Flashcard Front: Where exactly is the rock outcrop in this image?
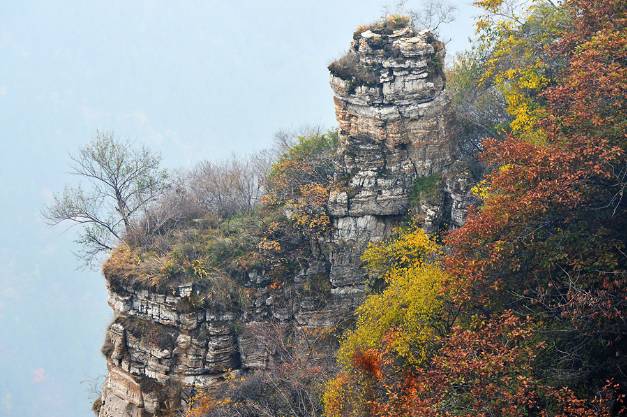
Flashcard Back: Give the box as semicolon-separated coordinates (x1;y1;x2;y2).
326;19;472;294
97;18;473;417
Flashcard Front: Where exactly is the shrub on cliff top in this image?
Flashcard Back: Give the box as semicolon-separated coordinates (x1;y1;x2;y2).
353;15;411;38
267;129;338;197
102;129;338;327
328;53;380;87
265;130;338;237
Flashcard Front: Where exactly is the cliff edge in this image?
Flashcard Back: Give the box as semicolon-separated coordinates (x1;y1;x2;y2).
96;16;473;417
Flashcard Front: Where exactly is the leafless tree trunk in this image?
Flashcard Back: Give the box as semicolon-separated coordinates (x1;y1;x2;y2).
43;131;168;265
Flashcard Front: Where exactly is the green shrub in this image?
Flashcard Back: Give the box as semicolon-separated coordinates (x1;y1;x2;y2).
409;174;442;204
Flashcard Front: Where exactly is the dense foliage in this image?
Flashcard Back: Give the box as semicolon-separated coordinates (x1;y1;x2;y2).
264;130;338;237
324;1;626;416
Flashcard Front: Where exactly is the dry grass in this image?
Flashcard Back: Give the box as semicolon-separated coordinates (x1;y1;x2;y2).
353;14;412;38
328;52;379;87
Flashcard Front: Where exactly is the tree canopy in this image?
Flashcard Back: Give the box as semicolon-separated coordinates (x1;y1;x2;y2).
324;1;626;415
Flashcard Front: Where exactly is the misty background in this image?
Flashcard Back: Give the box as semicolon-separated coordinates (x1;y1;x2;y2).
0;1;478;416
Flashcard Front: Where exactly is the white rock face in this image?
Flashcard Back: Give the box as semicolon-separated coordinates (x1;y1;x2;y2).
326;22;474;294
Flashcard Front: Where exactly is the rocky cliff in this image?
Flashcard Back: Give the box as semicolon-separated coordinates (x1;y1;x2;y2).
96;18;473;417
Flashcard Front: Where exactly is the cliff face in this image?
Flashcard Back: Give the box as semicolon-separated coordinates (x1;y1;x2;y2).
97;19;473;417
327;21;472;294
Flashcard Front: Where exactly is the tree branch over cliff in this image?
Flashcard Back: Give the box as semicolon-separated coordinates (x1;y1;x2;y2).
43;131;168;266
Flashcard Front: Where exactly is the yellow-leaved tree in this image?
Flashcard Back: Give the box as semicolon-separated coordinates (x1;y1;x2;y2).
324;227;450;417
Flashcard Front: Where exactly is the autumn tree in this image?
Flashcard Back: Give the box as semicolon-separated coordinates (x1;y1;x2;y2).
324;228;452;416
325;1;625;415
351;312;616;417
446;0;626;396
264;129;338;237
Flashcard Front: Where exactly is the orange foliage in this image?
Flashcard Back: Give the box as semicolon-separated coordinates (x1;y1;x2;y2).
440;0;626;411
325;1;625;416
186;391;232;417
352;349;384;381
288;183;332;234
368;312;617;417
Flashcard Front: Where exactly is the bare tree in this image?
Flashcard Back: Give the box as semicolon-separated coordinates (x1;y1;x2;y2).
43;131;168;264
134;171;201;242
383;0;457;35
187;155;267;219
411;0;456;33
446;50;510;159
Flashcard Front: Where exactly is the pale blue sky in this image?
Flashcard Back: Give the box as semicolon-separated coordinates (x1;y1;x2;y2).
0;1;479;416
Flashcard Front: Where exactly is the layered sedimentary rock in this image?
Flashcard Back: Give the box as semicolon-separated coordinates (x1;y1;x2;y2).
97;281;234;417
97;19;473;417
97;271;354;416
326;22;472;293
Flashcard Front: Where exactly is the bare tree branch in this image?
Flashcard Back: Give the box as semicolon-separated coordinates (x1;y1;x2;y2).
43;131;168;266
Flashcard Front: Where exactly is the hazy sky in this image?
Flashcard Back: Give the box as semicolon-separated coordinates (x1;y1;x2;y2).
0;1;479;416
